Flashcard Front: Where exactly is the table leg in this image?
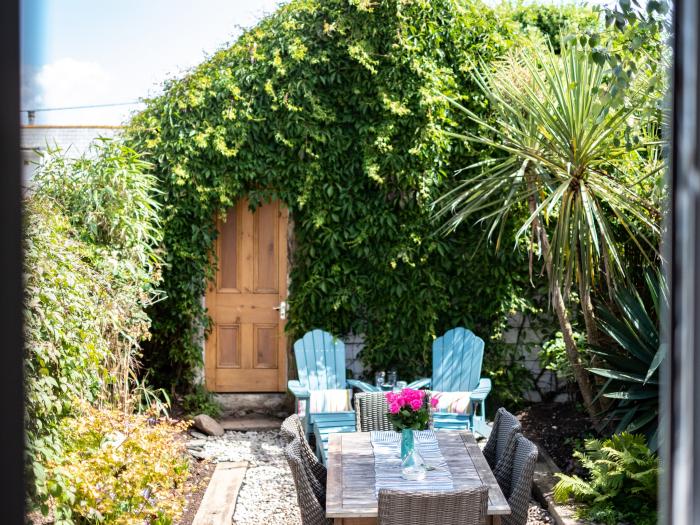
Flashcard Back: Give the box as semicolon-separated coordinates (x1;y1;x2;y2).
487;516;502;525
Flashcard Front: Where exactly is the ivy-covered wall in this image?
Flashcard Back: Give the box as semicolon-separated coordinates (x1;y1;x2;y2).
127;0;590;396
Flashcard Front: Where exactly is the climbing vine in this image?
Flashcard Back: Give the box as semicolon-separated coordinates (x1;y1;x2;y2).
127;0;590;391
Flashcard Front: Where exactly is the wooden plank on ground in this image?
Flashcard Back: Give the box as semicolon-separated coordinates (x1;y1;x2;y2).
192;461;248;525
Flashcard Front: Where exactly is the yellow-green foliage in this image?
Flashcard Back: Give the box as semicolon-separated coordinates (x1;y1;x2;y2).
47;405;189;525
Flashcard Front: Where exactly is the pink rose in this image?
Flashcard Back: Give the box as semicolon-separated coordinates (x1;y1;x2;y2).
389;402;401;414
430;397;439;408
410;399;422;410
385;392;396;404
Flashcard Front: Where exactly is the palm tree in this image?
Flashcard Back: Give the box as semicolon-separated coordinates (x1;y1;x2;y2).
434;41;662;416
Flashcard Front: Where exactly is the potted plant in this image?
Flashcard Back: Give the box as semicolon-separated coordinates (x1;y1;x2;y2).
386;388;438;459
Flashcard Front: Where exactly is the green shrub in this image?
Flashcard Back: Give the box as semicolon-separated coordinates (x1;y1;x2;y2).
182;384;222;418
540;330;587;385
24;198;109;517
588;269;664;449
31;140;163;410
24;140;166;522
553;432;658;525
505;2;598;52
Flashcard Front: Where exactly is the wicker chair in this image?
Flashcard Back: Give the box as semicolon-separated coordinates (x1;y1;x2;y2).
281;415;327;489
284;439;332;525
378;487;488;525
501;434;539;525
355;392;393;432
281;413;306;443
482;407;521;469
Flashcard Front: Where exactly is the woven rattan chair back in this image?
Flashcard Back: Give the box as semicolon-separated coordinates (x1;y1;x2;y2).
355;392;393;432
281;415;327;488
281;414;306;443
501;434;538;525
378;487;488;525
482;407;521;468
284;439;332;525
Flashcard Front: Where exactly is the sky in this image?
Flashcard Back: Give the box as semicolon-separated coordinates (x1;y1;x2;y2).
21;0;285;125
20;0;608;126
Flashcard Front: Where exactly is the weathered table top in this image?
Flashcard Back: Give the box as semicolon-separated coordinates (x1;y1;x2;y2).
326;430;511;519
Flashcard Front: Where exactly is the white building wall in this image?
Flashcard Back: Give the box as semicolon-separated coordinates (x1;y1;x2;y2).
20;125;122;185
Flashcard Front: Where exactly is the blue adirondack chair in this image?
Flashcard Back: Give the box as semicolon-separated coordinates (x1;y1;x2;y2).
408;327;492;437
287;329;376;463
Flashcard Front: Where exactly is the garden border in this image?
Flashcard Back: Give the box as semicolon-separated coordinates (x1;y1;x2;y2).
531;443;582;525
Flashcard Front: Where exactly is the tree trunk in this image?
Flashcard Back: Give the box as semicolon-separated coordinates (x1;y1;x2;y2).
577;259;599;348
524;162;599;419
577;273;612;411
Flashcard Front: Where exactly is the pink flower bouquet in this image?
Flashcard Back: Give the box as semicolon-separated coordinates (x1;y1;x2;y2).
385;388;438;431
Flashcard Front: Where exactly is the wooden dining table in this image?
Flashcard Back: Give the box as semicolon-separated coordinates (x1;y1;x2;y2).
326;430;511;524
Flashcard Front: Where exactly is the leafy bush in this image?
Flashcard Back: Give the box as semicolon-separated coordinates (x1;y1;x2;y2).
506;2;598;52
483;339;534;411
127;0;587;390
553;432;658;525
24;198;109;515
46;404;189;525
540;331;587;385
24;140;169;522
182;384;222;418
31;141;163;410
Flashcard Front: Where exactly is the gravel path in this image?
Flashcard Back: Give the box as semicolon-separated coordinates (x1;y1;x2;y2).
187;429;553;524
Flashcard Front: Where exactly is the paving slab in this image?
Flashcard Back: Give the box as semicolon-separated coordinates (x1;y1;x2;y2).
192;461;248;525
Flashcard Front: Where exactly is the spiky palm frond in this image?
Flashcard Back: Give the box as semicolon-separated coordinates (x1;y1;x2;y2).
434;41;661;295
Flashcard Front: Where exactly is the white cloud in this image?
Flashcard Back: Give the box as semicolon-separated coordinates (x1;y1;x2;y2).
36;58;110;107
27;58;141;125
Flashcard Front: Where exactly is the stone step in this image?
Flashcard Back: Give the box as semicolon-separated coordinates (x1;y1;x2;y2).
214;393;291;418
220;414;283;432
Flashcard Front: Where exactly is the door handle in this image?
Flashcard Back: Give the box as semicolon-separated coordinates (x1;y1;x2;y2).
273;300;287;320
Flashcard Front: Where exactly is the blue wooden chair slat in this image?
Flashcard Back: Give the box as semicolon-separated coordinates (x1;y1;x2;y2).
410;327;490;436
290;329;365;464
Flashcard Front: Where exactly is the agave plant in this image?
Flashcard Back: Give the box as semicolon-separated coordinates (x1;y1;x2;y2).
588;270;665;450
433;40;662;416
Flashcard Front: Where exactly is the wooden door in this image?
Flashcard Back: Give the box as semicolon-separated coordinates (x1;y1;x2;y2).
205;199;288;392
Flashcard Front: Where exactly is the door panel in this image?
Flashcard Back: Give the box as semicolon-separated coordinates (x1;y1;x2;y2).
205;199;288;392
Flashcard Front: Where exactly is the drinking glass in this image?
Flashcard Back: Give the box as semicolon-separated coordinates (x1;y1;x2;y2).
387;369;397;388
375;371;386;388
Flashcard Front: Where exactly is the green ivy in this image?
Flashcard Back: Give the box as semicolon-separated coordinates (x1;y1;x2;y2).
127;0;589;391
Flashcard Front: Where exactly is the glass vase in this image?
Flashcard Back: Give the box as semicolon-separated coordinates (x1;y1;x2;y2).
400;428;414;460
